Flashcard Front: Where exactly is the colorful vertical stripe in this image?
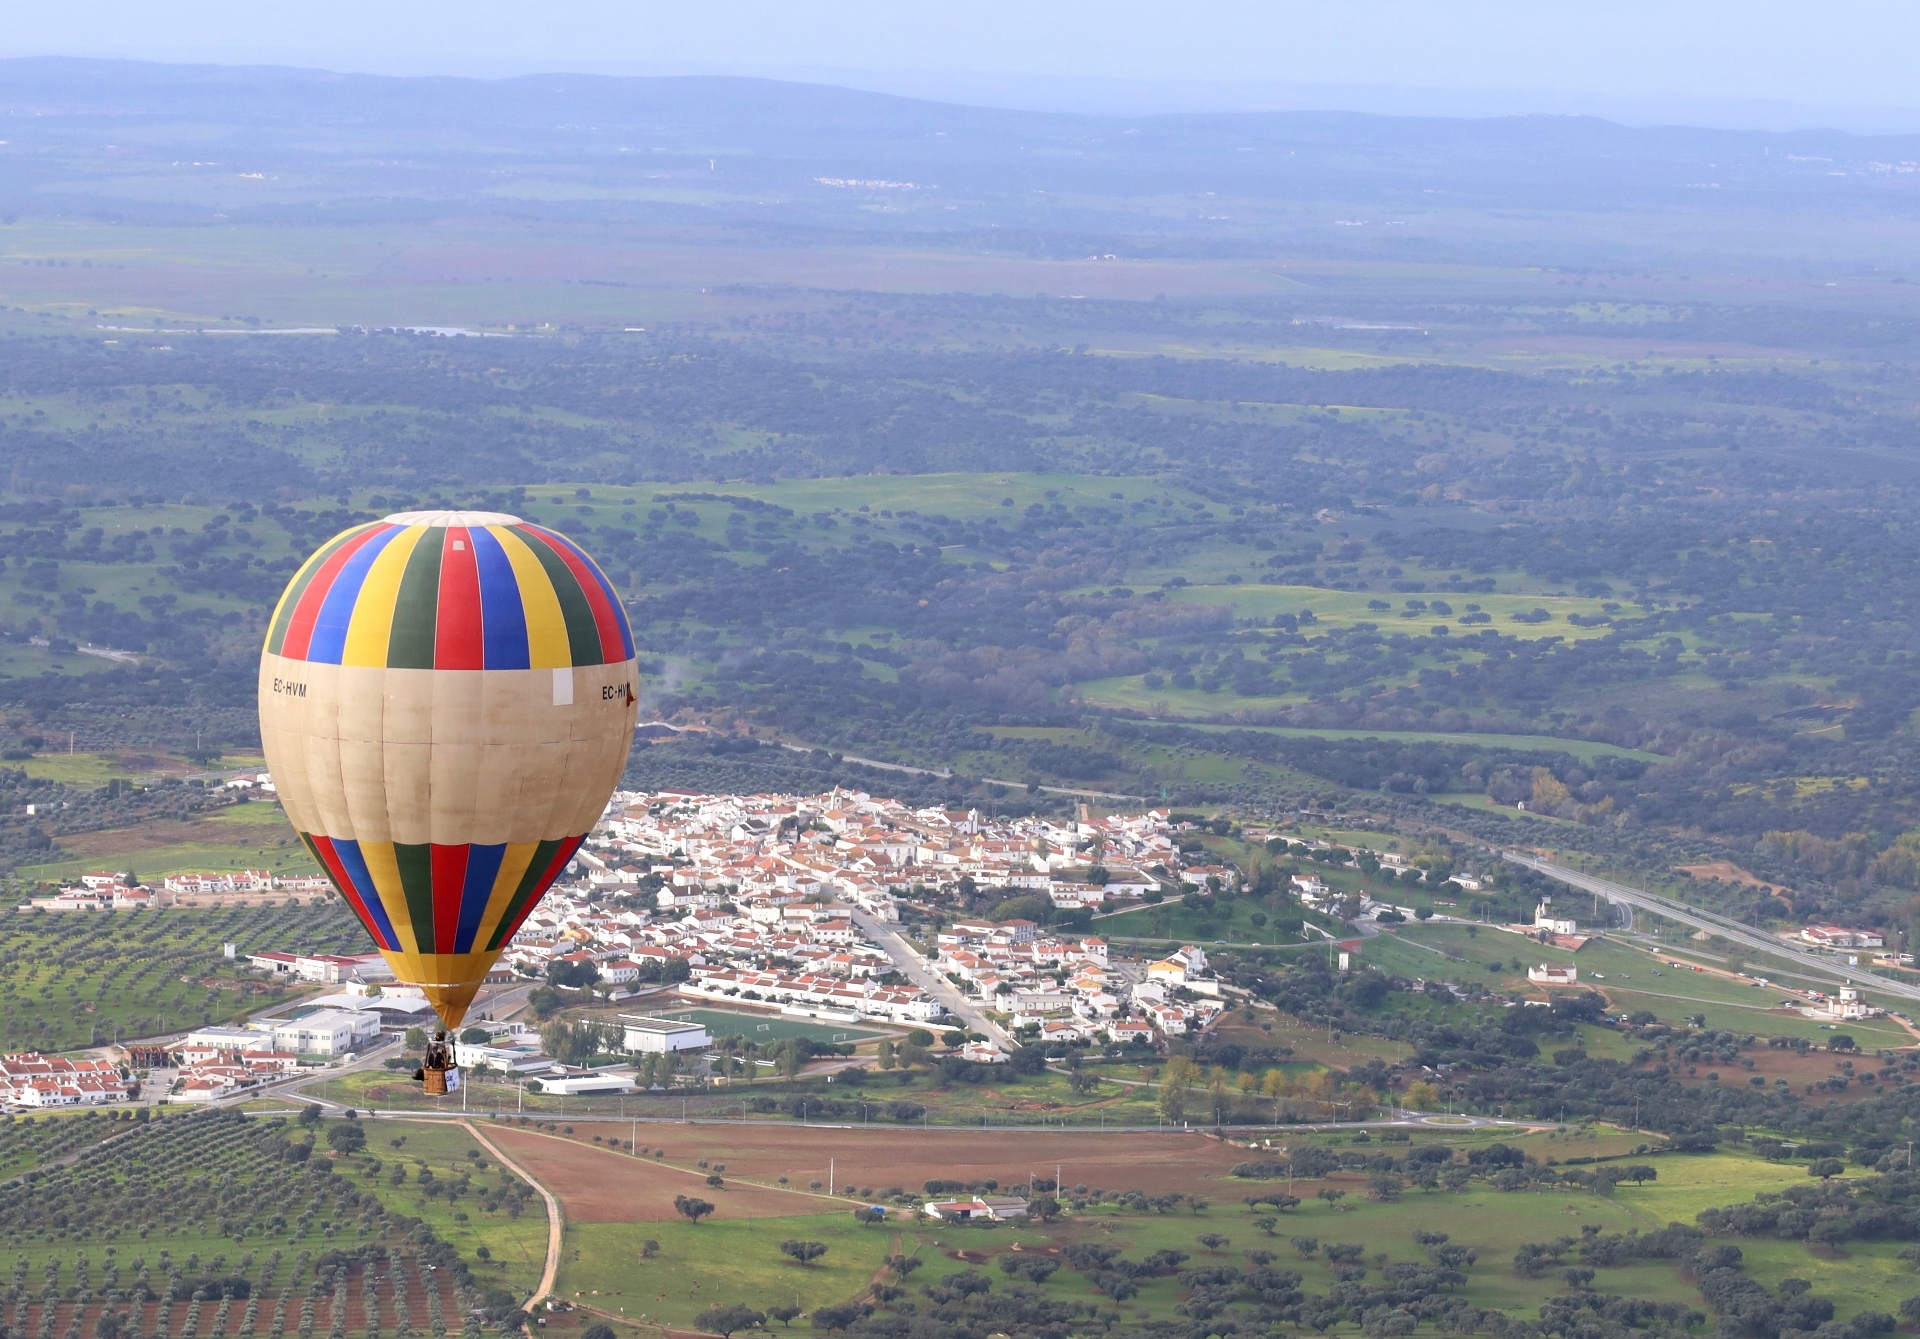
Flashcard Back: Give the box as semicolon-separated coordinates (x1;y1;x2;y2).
264;514;632;669
300;832;586;957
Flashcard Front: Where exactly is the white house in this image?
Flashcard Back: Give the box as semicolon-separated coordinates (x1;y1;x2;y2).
620;1015;711;1054
1527;964;1579;986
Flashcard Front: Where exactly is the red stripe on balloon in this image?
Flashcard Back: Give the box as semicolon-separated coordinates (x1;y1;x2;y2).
523;526;626;663
429;843;469;955
281;526;388;662
434;526;485;670
309;834;395;951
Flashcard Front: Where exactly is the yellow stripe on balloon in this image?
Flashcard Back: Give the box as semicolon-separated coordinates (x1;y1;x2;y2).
341;524;427;668
471;841;541;951
489;526;572;670
356;842;423;955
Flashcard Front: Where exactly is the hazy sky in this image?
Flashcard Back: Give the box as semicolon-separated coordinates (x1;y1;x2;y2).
13;0;1920;125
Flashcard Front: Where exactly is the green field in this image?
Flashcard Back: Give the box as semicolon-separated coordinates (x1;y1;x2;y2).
540;1144;1920;1334
15;800;322;884
559;1213;899;1329
368;1118;557;1299
1368;925;1915;1047
645;1008;889;1045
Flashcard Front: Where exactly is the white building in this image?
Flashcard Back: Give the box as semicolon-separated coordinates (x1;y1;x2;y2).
269;1009;382;1055
620;1015;711;1054
1527;964;1578;986
1533;900;1577;936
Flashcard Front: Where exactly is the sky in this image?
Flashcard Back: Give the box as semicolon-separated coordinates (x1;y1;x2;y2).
10;0;1920;131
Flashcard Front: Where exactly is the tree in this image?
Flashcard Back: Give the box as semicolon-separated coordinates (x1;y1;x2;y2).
673;1195;715;1223
461;1027;492;1045
582;1326;616;1339
1290;1237;1319;1259
1404;1081;1440;1110
1809;1158;1846;1180
884;1255;922;1281
1028;1196;1061;1222
767;1307;801;1328
694;1305;764;1337
779;1240;828;1267
325;1123;366;1155
1197;1233;1230;1253
1254;1217;1278;1236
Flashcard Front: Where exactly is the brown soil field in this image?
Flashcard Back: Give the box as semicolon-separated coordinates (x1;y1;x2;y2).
487;1122;1250;1218
486;1124;823;1221
1674;861;1791;895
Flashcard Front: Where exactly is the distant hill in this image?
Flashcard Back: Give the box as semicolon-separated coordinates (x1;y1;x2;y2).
2;57;1917;245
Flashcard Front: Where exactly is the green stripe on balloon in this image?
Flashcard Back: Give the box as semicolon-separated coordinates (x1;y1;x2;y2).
393;842;437;956
386;528;445;670
516;529;602;666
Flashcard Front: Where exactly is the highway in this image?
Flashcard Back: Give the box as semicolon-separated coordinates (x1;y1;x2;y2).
1502;851;1920;1006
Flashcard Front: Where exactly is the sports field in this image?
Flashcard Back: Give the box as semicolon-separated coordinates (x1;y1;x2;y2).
647;1007;889;1045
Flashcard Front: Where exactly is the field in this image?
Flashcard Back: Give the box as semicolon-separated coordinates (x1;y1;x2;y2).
1;1106;1906;1339
479;1119;1254;1200
471;1112;1920;1334
362;1119;559;1299
17;799;322;885
641;1008;889;1046
0;1109;474;1339
1363;924;1917;1049
0;901;360;1050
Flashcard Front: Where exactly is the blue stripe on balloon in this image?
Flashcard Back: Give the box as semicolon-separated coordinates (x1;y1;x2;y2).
330;837;402;950
469;526;530;670
454;843;507;953
304;525;400;664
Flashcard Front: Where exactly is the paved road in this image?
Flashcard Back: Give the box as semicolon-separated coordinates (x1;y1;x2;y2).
843;908;1014;1048
1504;852;1920;1005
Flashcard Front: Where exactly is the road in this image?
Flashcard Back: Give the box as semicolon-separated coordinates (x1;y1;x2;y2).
774;741;1147;803
1503;852;1920;1005
464;1119;561;1310
843;907;1014;1049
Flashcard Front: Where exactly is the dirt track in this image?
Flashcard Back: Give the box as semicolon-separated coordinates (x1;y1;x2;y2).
487;1122;1248;1219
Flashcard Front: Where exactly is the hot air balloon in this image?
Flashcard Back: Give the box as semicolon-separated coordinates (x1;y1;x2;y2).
258;510;638;1087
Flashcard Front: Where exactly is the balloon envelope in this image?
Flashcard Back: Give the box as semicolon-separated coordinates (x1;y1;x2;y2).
258;510;638;1028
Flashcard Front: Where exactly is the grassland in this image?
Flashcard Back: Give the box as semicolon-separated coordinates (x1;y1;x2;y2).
558;1214;898;1328
642;1008;888;1045
532;1134;1918;1333
361;1118;557;1299
16;798;322;885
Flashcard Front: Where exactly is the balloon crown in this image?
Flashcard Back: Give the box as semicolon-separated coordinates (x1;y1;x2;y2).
382;510;524;527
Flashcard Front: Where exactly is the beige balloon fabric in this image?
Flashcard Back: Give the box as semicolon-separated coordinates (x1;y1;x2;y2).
257;510;639;1028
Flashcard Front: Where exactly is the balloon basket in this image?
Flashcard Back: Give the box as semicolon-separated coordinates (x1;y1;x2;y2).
422;1067;449;1097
